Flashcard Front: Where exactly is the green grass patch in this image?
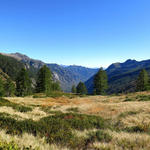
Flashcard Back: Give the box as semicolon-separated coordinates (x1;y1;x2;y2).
66;107;79;113
124;95;150;102
136;95;150;101
33;92;78;99
88;130;112;143
0;140;20;150
118;111;138;118
124;96;134;102
0;98;32;112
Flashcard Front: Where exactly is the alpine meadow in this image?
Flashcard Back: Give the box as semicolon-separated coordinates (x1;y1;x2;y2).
0;0;150;150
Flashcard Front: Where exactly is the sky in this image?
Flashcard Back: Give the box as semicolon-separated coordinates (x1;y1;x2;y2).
0;0;150;68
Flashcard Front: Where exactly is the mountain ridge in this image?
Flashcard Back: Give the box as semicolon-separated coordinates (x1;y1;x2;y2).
85;59;150;94
0;52;99;92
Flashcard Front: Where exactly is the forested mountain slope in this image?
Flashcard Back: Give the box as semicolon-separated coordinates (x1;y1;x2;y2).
85;59;150;94
0;53;98;92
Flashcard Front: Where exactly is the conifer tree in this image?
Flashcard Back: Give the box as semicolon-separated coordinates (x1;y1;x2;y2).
93;68;108;95
76;82;87;95
71;85;76;93
136;69;149;91
16;68;32;96
36;65;52;94
4;78;15;97
0;78;4;97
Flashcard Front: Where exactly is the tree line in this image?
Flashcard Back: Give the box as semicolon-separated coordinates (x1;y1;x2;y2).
0;65;148;97
71;68;150;95
0;65;61;97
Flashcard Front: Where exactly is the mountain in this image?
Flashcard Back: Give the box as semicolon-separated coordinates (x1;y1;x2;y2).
85;59;150;94
0;52;98;92
0;54;25;80
47;64;99;91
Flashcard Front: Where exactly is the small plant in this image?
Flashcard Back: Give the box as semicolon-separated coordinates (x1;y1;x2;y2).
66;107;79;112
119;111;138;118
0;139;20;150
87;130;112;143
136;95;150;101
124;96;134;102
124;125;150;133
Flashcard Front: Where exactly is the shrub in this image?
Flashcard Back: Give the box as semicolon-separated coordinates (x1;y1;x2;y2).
124;125;150;133
0;140;20;150
136;95;150;101
88;130;112;143
118;111;138;118
66;107;79;113
52;113;107;130
0;112;109;148
124;97;134;102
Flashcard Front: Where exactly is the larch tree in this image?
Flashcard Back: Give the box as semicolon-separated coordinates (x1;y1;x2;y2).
93;68;108;95
0;78;4;97
16;68;32;96
76;82;87;95
4;78;15;97
36;65;52;94
136;69;149;91
71;85;76;93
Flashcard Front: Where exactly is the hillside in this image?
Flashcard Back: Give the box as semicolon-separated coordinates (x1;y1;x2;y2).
1;52;98;92
0;54;25;80
0;69;9;81
85;59;150;94
0;91;150;149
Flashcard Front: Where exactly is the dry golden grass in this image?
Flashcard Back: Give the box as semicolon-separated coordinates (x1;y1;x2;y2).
0;130;69;150
93;130;150;150
0;106;47;120
2;91;150;150
5;92;150;121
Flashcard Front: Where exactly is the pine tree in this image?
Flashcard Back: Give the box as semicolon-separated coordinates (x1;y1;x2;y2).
36;65;52;94
136;69;149;91
93;68;108;95
16;68;32;96
76;82;87;95
0;78;4;97
4;78;15;97
71;85;76;93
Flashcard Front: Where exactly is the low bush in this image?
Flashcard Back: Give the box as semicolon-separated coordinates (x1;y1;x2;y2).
136;95;150;101
0;112;109;149
0;140;20;150
33;92;77;98
118;111;138;118
50;113;107;130
88;130;112;143
124;97;134;102
124;124;150;133
66;107;79;113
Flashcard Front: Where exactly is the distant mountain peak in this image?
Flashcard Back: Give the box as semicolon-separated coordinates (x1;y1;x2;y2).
125;59;137;64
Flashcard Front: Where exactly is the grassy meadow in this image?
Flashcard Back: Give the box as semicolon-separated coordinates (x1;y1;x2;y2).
0;91;150;149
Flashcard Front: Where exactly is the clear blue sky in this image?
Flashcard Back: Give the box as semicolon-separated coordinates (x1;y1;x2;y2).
0;0;150;68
